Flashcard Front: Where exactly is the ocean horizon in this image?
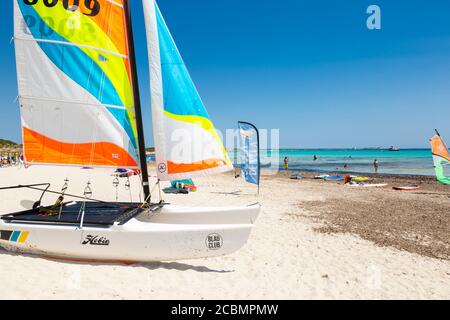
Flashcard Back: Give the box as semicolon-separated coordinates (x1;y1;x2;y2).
230;148;445;176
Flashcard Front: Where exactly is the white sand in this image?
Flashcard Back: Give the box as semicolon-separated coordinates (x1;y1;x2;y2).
0;165;449;299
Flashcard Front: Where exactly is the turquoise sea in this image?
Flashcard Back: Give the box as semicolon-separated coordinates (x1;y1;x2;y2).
231;149;439;176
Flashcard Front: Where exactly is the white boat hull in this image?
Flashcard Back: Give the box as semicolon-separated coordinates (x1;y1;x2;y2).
0;204;260;262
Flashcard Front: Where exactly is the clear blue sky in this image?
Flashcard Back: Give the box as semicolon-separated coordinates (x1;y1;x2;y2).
1;0;450;148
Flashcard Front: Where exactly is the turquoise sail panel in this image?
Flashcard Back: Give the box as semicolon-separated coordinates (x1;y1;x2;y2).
155;4;210;119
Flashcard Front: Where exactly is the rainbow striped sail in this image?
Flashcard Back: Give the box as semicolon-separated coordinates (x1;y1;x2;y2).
142;0;233;181
14;0;139;168
430;131;450;185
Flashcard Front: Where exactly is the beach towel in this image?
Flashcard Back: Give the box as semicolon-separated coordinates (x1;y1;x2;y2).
171;179;195;188
163;187;189;195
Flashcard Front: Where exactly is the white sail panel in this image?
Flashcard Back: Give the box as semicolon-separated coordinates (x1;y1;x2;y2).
142;0;232;181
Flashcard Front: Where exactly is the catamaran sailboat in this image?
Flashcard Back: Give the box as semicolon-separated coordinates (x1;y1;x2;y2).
0;0;260;262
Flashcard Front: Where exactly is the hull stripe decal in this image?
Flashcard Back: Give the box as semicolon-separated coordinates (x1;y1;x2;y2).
0;231;29;243
0;231;13;241
10;231;21;242
18;232;30;244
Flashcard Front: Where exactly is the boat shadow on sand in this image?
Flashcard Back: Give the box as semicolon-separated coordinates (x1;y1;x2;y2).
0;247;234;274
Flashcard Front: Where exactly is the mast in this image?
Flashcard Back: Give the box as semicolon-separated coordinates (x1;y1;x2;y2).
124;0;151;202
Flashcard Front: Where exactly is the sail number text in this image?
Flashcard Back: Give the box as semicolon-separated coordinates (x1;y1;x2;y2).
23;0;101;17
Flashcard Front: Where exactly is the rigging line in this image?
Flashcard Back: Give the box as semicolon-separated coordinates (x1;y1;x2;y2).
103;2;126;161
57;178;70;220
138;174;143;203
90;48;110;169
97;63;106;111
78;181;93;227
105;0;115;59
81;53;97;168
14;37;128;59
98;3;115;106
108;0;124;8
78;201;86;228
19;96;131;110
109;5;131;160
0;185;105;204
87;112;99;168
113;176;120;202
148;181;161;204
157;179;163;203
125;176;133;203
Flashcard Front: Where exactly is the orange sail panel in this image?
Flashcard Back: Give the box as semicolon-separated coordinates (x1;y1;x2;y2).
23;128;138;167
14;0;139;168
430;135;450;161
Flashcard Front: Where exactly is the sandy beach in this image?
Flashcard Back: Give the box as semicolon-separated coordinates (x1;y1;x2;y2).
0;165;448;300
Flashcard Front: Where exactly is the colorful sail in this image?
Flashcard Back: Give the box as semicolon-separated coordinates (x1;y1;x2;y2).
142;0;233;181
430;131;450;185
238;122;260;188
14;0;139;168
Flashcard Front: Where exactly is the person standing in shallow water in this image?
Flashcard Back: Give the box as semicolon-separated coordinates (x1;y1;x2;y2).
284;157;289;171
374;159;379;174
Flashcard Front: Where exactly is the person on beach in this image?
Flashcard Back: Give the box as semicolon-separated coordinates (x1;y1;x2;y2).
313;155;318;161
344;175;352;184
374;159;379;174
284;157;289;171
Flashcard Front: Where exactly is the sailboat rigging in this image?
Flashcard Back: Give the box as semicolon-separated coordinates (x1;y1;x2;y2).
123;0;150;201
0;0;260;262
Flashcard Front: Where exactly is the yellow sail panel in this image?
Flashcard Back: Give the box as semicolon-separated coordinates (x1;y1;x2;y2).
14;0;139;168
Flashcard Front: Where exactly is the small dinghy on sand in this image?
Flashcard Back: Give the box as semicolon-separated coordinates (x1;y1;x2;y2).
392;186;419;191
324;175;344;182
0;0;260;262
